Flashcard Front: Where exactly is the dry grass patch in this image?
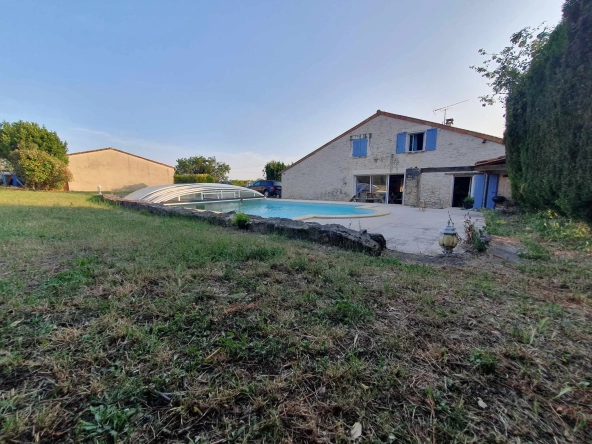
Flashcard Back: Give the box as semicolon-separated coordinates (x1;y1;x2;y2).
1;189;591;443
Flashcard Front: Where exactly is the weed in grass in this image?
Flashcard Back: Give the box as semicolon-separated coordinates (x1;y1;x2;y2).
511;317;550;345
219;332;249;357
327;295;373;325
78;404;137;441
287;255;308;271
38;266;93;299
519;239;551;260
469;349;497;374
236;244;285;262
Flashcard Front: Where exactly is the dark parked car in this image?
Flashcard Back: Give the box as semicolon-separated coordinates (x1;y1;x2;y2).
248;180;282;198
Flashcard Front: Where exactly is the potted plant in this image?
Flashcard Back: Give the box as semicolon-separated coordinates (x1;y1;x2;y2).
462;196;474;209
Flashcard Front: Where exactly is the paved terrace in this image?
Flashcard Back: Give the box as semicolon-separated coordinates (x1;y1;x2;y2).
306;205;485;255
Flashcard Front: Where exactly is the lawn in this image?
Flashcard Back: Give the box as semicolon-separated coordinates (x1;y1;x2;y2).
1;189;591;443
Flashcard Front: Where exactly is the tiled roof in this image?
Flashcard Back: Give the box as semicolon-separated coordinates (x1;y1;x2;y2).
475;155;507;167
282;110;504;173
68;147;175;169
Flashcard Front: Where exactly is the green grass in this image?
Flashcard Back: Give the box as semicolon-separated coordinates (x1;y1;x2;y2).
1;189;591;443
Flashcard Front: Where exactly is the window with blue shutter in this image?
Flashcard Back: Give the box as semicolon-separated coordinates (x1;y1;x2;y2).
425;128;437;151
396;132;407;154
352;138;368;157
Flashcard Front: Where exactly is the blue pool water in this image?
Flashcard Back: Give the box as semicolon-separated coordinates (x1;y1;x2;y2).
193;199;375;219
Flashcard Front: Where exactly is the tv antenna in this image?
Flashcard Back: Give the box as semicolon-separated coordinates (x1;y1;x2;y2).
433;99;469;125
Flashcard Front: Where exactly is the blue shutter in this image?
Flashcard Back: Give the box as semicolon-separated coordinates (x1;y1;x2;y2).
396;132;407;154
485;174;499;209
359;138;368;156
352;138;368;157
425;128;437;151
473;174;485;209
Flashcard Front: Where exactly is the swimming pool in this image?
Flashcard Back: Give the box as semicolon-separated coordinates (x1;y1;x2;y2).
189;199;380;219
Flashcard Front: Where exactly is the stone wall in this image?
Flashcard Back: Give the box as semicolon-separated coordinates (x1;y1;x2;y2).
403;168;420;207
282;113;505;208
420;172;452;209
102;195;386;255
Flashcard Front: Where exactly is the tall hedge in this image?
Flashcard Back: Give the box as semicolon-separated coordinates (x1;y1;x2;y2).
505;0;592;222
174;174;216;184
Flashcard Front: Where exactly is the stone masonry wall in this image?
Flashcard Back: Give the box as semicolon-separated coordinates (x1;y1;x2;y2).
282;114;505;208
403;168;420;207
420;172;453;209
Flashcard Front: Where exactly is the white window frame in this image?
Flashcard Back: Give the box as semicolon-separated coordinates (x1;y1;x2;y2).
408;132;426;153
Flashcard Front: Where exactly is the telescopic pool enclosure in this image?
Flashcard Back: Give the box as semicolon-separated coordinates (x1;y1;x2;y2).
125;183;264;205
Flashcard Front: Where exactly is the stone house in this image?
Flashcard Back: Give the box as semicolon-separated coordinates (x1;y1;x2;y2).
67;147;174;192
281;110;508;209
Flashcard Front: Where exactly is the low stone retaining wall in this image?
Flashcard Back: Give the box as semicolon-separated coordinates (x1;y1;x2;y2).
102;195;386;255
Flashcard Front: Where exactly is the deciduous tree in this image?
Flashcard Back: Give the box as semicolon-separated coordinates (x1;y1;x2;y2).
175;156;230;181
263;160;286;181
0;121;69;163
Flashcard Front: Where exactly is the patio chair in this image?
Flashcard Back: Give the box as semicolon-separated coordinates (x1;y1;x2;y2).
365;193;381;203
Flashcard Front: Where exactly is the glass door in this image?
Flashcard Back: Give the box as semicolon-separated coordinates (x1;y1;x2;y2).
355;175;387;203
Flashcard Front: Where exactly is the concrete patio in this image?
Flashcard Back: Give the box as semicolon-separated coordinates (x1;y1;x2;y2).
307;205;485;255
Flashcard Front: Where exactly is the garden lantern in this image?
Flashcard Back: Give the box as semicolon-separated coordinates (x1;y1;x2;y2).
438;220;459;254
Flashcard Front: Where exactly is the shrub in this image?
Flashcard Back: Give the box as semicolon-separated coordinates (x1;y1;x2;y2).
173;174;215;184
462;212;488;252
9;147;72;190
233;213;250;229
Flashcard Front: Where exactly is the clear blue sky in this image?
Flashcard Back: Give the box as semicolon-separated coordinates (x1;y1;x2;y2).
0;0;563;179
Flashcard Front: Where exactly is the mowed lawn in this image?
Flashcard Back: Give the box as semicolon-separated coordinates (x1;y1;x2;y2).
1;190;591;443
